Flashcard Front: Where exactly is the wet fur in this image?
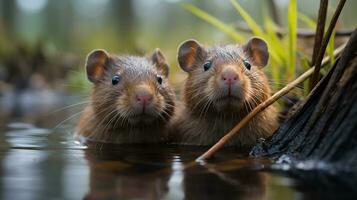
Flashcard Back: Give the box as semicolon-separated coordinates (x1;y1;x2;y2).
171;44;278;147
76;55;175;144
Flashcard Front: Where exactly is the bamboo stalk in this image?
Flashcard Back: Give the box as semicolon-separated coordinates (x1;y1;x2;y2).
197;43;346;161
311;0;347;88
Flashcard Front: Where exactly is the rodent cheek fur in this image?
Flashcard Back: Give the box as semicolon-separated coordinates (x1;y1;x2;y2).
236;67;253;103
203;73;216;101
115;90;131;117
184;69;211;111
156;91;165;112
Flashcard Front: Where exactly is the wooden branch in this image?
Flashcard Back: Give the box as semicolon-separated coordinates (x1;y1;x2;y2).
311;0;347;88
197;43;346;161
309;0;328;91
311;0;328;72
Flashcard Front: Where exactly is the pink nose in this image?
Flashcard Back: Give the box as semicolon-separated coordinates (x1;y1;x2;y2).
136;92;153;106
221;68;238;86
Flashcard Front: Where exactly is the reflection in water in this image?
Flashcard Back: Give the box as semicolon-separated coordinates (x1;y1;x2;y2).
81;144;269;200
0;148;89;200
0;121;89;200
183;167;268;200
165;158;184;199
1;149;47;200
1;114;355;199
0;119;292;200
83;146;172;200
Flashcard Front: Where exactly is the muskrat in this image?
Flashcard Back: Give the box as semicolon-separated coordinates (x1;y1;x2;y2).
76;49;175;144
170;37;279;147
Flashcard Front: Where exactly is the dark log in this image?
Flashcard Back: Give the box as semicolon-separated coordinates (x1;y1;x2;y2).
251;29;357;173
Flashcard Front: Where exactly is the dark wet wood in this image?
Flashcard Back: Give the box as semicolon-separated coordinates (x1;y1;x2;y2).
251;29;357;173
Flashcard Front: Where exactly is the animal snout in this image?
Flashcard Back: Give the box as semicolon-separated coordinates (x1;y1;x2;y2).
136;93;153;106
135;87;153;106
221;67;238;86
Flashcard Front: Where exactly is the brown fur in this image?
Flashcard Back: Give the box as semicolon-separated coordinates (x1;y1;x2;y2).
171;39;279;147
76;50;175;144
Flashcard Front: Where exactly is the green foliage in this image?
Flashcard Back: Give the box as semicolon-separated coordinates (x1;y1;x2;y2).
181;3;245;43
328;28;336;65
230;0;264;37
287;0;297;81
183;0;300;92
263;17;283;83
298;13;316;28
183;0;338;98
298;12;336;67
230;0;284;72
300;58;311;97
66;70;91;94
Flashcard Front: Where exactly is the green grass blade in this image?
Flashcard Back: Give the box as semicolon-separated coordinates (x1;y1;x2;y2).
182;3;245;43
263;16;284;87
327;28;335;65
230;0;264;37
230;0;284;84
287;0;297;81
300;57;310;97
263;16;285;63
298;13;316;28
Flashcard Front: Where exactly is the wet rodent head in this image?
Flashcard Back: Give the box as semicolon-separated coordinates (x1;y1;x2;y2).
178;37;271;115
86;49;175;127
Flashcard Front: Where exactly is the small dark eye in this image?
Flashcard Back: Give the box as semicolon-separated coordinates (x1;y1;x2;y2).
243;60;251;70
156;75;163;85
203;61;212;71
112;75;121;85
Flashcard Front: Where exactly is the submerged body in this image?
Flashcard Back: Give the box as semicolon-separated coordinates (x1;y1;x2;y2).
76;49;175;144
171;38;279;147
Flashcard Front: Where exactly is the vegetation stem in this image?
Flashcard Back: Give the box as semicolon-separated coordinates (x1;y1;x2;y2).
311;0;347;89
197;43;346;161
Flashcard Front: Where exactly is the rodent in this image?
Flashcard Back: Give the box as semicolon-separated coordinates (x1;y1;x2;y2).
170;37;279;147
76;49;175;144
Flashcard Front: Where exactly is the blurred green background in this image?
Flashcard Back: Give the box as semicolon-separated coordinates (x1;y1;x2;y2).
0;0;355;94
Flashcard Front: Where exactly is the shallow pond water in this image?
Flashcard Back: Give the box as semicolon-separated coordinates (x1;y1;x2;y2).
0;95;355;200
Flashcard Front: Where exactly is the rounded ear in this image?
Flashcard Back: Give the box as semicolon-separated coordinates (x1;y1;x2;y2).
243;37;269;68
85;49;109;83
177;39;206;72
151;48;169;77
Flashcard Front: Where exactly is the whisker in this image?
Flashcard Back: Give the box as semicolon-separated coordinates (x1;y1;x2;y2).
54;111;84;130
51;101;90;114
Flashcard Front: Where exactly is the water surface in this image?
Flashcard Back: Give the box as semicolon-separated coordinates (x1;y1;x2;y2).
0;96;354;200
